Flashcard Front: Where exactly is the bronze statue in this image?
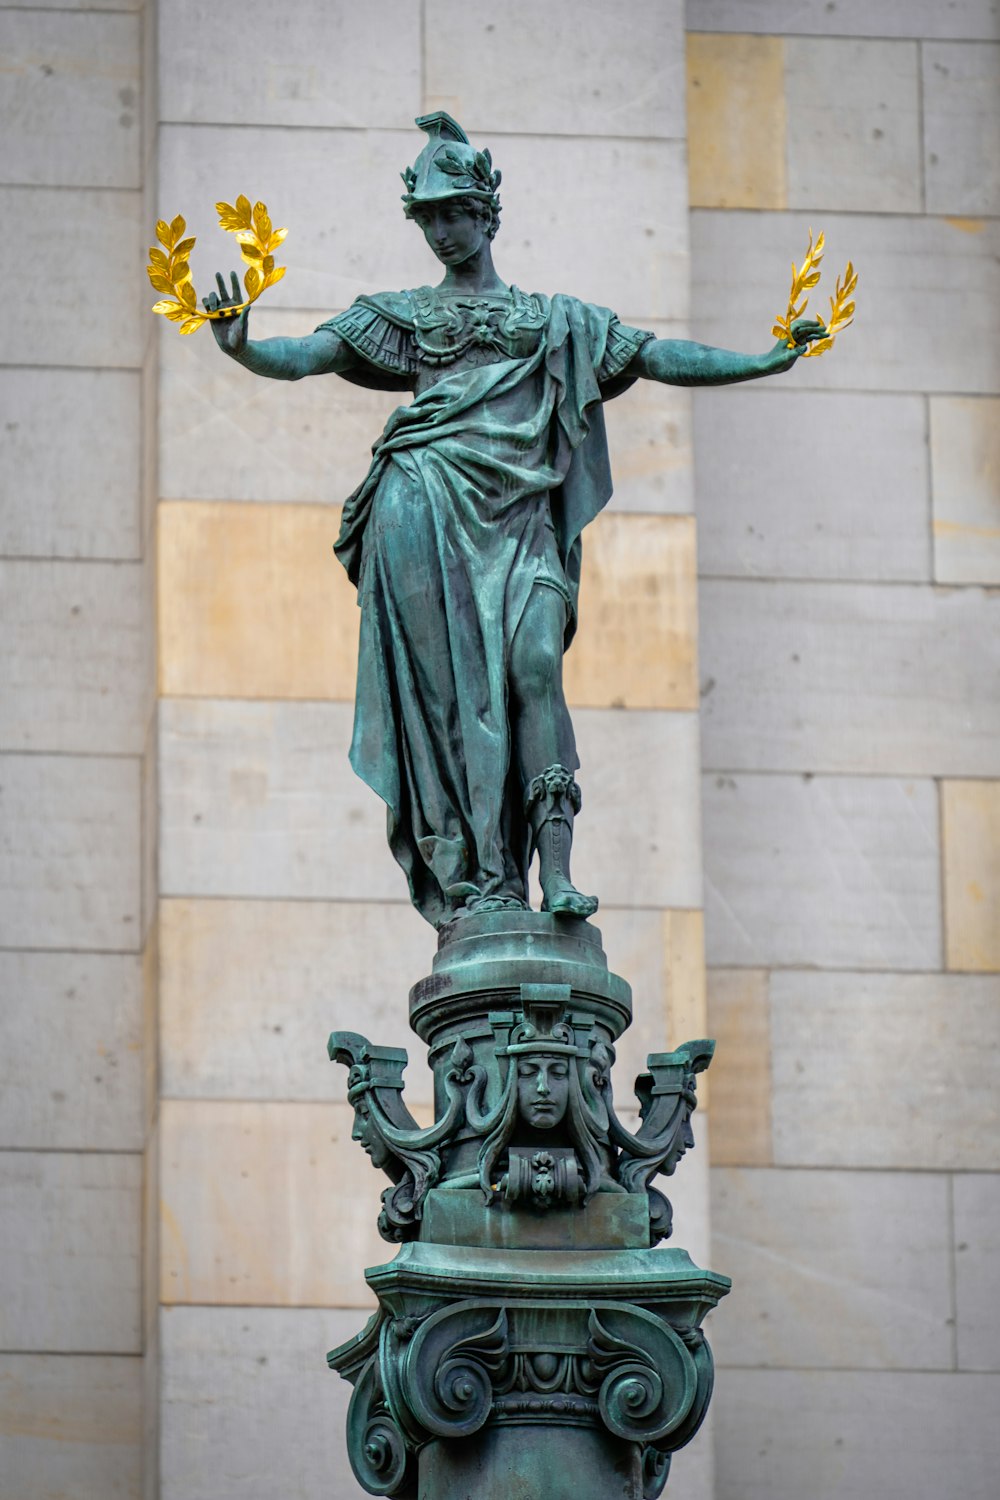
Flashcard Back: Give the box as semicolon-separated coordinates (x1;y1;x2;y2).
202;113;827;929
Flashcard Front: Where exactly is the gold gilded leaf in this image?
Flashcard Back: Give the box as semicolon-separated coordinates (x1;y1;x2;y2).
178;281;197;309
268;226;288;249
253;202;272;242
262;254;274;276
244;266;260;297
265;265;286;287
149;247;169;271
172;260;192;283
163;304;188;323
148;271;174;294
169;214;186;244
174;236;196;258
216;201;243;231
235;194;252;224
155;219;172;249
240;245;264;267
179;315;207;335
151;298;179;314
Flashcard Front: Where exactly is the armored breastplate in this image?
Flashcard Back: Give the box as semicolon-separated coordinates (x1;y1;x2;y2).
410;285;546;368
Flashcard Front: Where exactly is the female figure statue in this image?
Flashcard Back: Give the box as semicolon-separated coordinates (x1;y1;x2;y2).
205;113;823;929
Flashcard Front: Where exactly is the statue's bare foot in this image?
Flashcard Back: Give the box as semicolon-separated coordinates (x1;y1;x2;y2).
540;874;598;919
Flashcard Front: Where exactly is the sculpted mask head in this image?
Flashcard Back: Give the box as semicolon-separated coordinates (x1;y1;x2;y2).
516;1054;571;1131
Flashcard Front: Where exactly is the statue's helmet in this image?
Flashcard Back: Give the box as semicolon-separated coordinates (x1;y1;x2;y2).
401;111;501;219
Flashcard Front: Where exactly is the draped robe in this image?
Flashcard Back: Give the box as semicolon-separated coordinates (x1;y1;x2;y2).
322;289;652;927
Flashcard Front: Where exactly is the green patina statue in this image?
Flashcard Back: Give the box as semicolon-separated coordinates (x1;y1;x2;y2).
205;111;824;930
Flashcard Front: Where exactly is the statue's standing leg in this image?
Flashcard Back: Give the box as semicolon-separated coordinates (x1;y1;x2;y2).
508;586;598;917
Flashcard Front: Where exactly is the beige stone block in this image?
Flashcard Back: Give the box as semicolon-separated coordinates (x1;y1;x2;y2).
157;304;400;506
565;513;697;710
931;397;1000;584
597;908;706;1112
706;969;770;1167
694;387;931;582
158;897;435;1104
425;0;686;139
943;780;1000;971
703;774;941;971
0;11;139;189
689;0;1000;40
159;699;704;911
159;1099;424;1308
770;971;1000;1170
0;369;140;559
700;579;1000;776
0;952;142;1151
714;1369;1000;1500
954;1173;1000;1372
159;1306;366;1500
158;502;356;701
159;124;689;326
0;560;146;754
686;34;786;210
711;1167;952;1369
785;38;921;213
605;358;695;516
924;42;1000;216
0;1151;141;1351
0;753;141;952
159;1;419;129
690;209;1000;395
0;1353;141;1500
1;187;144;369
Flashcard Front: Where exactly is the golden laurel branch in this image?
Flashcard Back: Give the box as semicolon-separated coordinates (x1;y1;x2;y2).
147;196;287;335
771;229;858;358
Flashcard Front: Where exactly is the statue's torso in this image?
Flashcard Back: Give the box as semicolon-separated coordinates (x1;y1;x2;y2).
410;285;547;394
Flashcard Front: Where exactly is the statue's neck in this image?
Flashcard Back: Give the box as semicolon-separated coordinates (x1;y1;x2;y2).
436;242;507;296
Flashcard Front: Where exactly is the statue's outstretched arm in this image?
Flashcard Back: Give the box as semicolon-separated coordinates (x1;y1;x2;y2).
628;316;826;387
202;269;354;382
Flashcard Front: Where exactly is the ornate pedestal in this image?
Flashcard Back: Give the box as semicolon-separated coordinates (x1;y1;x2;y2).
328;913;729;1499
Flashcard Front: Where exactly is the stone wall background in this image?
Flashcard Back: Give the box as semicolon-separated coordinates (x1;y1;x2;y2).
1;3;997;1499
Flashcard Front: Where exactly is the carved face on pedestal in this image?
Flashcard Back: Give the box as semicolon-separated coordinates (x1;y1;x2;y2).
516;1056;571;1131
351;1097;390;1170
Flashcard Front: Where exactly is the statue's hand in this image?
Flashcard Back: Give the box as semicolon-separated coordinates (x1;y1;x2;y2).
204;270;249;356
770;317;827;371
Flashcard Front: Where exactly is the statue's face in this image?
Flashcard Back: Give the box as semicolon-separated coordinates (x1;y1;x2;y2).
352;1099;389;1168
516;1056;570;1130
411;200;488;267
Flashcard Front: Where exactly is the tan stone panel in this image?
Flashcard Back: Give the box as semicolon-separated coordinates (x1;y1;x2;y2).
0;1354;141;1500
159;1306;367;1500
705;969;770;1167
931;397;1000;585
0;1152;142;1351
686;34;786;210
711;1167;952;1370
771;971;1000;1170
159;1098;429;1308
424;0;685;140
158;898;436;1104
943;780;1000;971
604;355;695;517
565;513;698;710
158;502;357;701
